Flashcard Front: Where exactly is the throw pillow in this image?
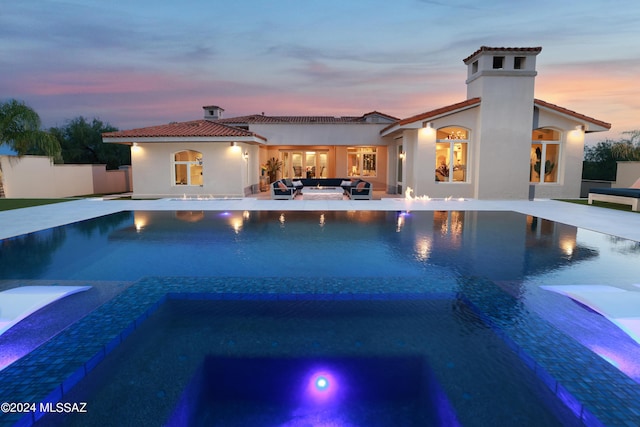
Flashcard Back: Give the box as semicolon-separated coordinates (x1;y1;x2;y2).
277;181;288;191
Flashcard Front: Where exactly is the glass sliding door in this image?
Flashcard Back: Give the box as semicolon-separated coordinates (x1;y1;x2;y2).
319;152;328;177
280;150;328;178
305;152;316;178
347;147;377;177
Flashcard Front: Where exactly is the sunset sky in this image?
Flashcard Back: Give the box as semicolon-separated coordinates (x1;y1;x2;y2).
2;0;639;150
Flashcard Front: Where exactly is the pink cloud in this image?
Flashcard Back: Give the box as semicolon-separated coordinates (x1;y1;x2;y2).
15;70;188;96
9;58;637;146
536;63;640;136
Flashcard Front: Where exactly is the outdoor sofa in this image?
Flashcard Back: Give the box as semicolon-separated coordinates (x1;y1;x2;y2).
588;178;640;211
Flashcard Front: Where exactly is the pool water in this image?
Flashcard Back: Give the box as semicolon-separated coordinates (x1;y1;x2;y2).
34;299;580;427
1;210;637;284
1;210;640;427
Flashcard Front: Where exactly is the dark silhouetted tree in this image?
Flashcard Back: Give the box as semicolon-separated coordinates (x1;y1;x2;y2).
51;117;129;170
583;130;640;180
583;140;617;180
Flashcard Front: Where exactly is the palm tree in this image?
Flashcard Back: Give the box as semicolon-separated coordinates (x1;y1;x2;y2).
0;99;61;197
265;157;282;183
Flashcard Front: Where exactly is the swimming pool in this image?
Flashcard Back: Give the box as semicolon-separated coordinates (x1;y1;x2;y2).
1;210;639;426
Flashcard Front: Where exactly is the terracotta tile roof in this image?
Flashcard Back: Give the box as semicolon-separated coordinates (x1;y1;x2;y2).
102;120;266;140
361;111;400;121
382;97;610;134
534;99;611;130
381;98;481;133
217;112;397;124
216;114;352;124
463;46;542;64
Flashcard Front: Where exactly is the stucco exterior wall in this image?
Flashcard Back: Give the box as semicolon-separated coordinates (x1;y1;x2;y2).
1;156;59;197
92;165;132;195
51;165;95;197
531;109;586;199
0;155;131;198
399;109;478;199
473;75;536;199
250;123;388;147
391;104;588;200
130;142;251;198
614;161;640;188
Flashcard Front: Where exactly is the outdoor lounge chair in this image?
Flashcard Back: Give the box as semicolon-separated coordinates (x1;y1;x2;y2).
270;180;296;199
347;180;372;200
282;178;304;194
588;178;640;211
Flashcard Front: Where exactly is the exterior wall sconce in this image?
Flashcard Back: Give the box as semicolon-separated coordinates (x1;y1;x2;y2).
399;151;406;160
575;125;585;131
424;122;433;129
131;142;141;152
243;151;249;160
230;141;237;147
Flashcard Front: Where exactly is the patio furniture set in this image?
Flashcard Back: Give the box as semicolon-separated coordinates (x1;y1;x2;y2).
270;178;373;200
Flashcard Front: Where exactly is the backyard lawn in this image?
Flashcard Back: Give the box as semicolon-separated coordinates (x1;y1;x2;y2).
559;198;639;213
0;199;71;211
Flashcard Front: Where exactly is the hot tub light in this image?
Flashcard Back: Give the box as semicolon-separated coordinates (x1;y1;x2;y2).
315;376;329;390
306;370;338;402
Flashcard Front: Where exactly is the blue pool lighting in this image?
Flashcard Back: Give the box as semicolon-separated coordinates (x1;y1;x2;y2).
306;371;338;403
315;376;329;390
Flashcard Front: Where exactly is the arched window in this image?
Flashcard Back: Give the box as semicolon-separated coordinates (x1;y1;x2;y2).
435;126;468;182
173;150;203;186
530;128;560;183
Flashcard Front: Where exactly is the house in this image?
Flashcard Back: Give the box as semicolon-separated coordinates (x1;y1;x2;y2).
102;46;611;199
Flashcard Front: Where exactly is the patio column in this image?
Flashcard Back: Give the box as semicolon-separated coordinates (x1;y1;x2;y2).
412;125;436;198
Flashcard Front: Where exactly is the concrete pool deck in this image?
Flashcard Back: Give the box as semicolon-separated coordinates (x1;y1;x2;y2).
0;196;639;242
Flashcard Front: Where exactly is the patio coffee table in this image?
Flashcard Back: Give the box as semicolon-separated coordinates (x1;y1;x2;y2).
302;186;345;200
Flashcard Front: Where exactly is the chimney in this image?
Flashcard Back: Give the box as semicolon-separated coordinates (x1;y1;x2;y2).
203;105;224;120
